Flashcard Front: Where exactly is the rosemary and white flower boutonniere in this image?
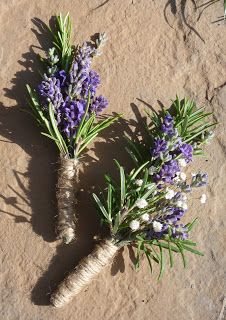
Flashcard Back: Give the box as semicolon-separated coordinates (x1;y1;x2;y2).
26;14;119;244
50;97;215;307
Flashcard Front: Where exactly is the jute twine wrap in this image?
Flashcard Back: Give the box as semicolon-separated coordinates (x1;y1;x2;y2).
50;239;118;308
56;156;80;244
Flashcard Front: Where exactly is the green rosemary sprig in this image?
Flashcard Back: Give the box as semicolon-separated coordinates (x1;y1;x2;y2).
26;13;120;159
93;97;214;278
93;161;203;279
126;97;216;166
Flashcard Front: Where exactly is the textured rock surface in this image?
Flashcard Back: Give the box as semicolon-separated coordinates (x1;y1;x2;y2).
0;1;226;319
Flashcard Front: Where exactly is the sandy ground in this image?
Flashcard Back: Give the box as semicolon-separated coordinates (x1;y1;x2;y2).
0;0;226;319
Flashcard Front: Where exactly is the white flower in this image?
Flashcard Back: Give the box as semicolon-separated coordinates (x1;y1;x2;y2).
200;193;207;204
181;193;187;201
165;188;175;200
135;179;143;187
148;166;156;175
136;198;148;209
174;175;181;183
129;220;140;231
178;158;187;167
180;172;187;181
181;202;188;210
152;221;163;232
141;213;149;222
176;200;183;207
176;200;188;210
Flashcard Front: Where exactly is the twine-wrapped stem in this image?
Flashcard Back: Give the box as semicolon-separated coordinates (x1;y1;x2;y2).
56;155;80;244
50;238;118;308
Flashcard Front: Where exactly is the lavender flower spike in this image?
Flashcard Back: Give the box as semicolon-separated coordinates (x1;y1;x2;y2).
161;114;175;136
191;172;208;187
151;138;168;159
179;143;193;163
90;95;108;114
27;14;114;246
38;75;64;110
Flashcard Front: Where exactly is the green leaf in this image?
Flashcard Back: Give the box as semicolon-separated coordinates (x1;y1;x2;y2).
48;103;68;154
141;185;156;200
104;174;117;191
76;112;119;156
77;132;98;155
180;239;197;246
119;166;126;206
89;114;121;136
168;241;174;268
52;13;73;71
125;146;139;165
184;123;216;143
113;211;121;234
187;112;212;128
172;96;179;112
143;246;153;272
26;86;66;153
181;98;189;117
92;193;110;221
135;241;143;269
41;132;60;142
188;106;205;119
107;184;112;221
149;243;160;263
79;113;95;137
75;92;91;143
224;0;226;18
181;115;188;136
182;244;204;256
140;168;149;193
175;243;187;268
157;241;165;280
152;240;179;253
26;85;46;123
193;149;204;156
124;135;143;163
130;161;149;181
186;218;198;232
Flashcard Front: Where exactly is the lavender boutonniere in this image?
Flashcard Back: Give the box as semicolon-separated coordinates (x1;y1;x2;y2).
26;14;119;244
50;97;215;307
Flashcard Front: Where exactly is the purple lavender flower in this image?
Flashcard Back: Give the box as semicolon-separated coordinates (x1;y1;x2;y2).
38;75;64;110
57;70;67;87
90;95;108;114
191;172;208;187
68;62;87;97
58;99;86;138
151;138;168;159
146;219;188;240
181;184;192;193
37;40;108;140
75;42;94;71
82;70;100;98
172;224;188;240
164;207;186;223
146;222;168;239
170;135;183;151
67;43;95;97
154;159;180;184
179;143;193;163
144;111;210;243
161;114;175;136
